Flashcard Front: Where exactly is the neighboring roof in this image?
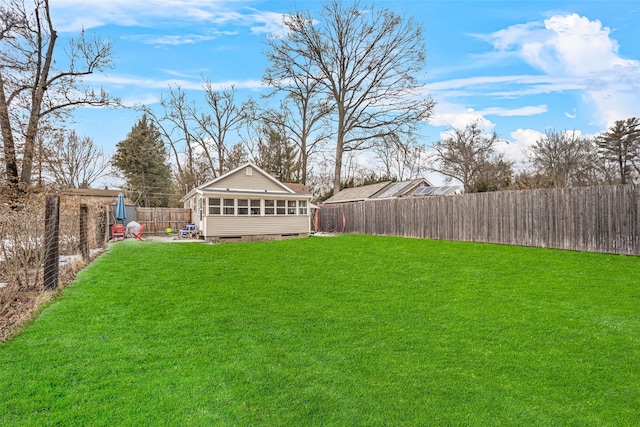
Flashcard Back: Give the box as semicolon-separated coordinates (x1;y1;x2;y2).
370;178;431;200
323;181;391;204
60;188;133;204
411;185;465;196
323;178;435;204
284;182;312;195
60;188;121;198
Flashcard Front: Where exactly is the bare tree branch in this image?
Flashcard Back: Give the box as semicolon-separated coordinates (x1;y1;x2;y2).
264;0;435;195
0;0;118;194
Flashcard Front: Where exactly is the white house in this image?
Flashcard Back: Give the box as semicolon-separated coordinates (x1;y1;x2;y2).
181;163;313;242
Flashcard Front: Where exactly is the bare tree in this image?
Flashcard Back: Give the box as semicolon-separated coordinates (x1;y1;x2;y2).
238;107;299;180
192;83;250;177
429;122;504;192
43;130;110;188
263;62;332;185
142;86;212;192
264;0;435;195
224;142;249;172
469;157;513;192
528;129;600;188
0;0;117;194
373;133;428;181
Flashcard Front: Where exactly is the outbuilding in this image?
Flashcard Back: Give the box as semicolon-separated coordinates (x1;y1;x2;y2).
181;163;313;242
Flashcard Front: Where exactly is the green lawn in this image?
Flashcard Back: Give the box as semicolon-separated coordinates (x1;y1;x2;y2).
1;235;639;426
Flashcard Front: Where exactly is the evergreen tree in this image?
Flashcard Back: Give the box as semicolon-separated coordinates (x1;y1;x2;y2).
112;115;172;207
256;126;299;183
597;117;640;185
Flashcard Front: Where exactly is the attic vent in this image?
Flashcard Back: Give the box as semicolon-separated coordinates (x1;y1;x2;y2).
246;166;253;176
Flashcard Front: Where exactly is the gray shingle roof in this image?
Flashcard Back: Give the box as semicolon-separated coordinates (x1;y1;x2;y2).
323;178;435;204
370;179;430;199
323;181;392;204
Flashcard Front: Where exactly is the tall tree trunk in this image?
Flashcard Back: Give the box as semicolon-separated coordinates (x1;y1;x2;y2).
333;138;344;196
20;5;57;186
0;74;19;189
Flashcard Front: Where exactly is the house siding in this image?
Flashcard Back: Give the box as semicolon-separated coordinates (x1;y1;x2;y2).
204;215;310;238
182;163;312;242
209;166;288;193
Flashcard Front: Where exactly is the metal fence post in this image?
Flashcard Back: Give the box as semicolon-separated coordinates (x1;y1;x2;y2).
79;204;89;262
43;194;60;291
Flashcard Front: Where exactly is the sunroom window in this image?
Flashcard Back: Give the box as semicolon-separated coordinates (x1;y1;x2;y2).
265;200;275;215
298;200;308;215
250;199;261;215
208;198;221;215
223;198;235;215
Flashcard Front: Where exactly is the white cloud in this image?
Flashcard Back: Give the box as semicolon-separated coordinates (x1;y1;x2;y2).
429;103;496;131
478;105;547;117
428;102;545;134
84;74;265;93
480;13;640;127
429;13;639;133
481;14;634;76
248;10;288;37
510;128;544;148
50;1;288;36
123;33;228;47
502;128;545;166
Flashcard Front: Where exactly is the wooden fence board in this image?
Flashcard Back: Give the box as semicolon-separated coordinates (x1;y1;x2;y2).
135;208;192;235
316;185;640;255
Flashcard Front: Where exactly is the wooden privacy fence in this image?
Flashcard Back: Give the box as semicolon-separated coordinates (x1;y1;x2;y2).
318;185;640;255
136;208;192;234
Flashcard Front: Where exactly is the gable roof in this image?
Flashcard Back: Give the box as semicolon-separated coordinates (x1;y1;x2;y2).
370;178;431;200
181;163;313;202
322;178;434;204
323;181;392;204
198;162;294;193
284;182;312;195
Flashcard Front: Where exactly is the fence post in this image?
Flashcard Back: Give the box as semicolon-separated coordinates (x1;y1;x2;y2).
43;194;60;291
103;205;110;248
79;204;89;262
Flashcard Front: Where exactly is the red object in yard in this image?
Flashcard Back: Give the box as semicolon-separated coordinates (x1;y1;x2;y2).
132;223;145;241
111;224;125;241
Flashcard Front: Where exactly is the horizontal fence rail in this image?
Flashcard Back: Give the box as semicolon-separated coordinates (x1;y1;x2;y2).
317;185;640;255
135;208;192;235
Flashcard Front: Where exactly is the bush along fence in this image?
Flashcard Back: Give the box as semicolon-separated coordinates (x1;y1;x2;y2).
317;184;640;256
1;193;109;339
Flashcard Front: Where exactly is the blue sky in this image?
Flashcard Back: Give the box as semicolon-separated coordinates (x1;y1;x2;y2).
50;0;640;185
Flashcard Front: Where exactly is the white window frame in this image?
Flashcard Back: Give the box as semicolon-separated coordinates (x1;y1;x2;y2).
265;200;275;215
223;198;235;216
298;200;308;215
237;199;249;216
250;199;261;216
287;200;297;215
208;197;221;215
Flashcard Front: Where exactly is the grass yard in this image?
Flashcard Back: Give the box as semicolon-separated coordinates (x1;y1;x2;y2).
0;234;639;426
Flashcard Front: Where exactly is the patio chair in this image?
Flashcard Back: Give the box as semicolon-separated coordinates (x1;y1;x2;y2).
132;223;146;241
180;223;197;239
111;224;125;241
